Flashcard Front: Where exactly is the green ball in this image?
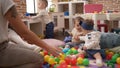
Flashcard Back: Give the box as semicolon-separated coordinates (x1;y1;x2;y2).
55;57;60;64
73;50;78;54
83;58;89;66
50;56;54;58
112;55;118;63
66;52;70;56
68;49;72;54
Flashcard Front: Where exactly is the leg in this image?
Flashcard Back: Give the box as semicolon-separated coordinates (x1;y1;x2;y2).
0;43;43;68
94;52;103;67
8;29;41;52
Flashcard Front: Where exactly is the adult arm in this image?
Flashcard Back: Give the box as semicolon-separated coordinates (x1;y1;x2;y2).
5;5;62;56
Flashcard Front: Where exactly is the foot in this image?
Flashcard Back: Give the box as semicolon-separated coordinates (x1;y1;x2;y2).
96;59;103;67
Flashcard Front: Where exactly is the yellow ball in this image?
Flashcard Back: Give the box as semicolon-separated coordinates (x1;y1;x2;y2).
40;52;44;56
59;60;65;64
59;53;65;60
44;55;50;62
48;58;55;65
77;57;83;64
116;57;120;64
71;47;76;51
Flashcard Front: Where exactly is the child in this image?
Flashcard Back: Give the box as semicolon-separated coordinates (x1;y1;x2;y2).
79;19;104;67
65;16;84;48
30;0;52;34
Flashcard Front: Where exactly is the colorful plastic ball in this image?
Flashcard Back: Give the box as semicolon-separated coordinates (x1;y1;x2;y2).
68;49;72;54
50;56;54;58
106;53;113;60
66;52;71;56
83;58;89;66
59;53;65;60
73;50;78;54
71;58;77;65
114;54;119;57
78;54;85;58
116;57;120;64
44;55;50;62
44;50;48;55
108;51;114;56
62;48;69;53
40;52;44;56
77;57;83;64
55;57;60;64
59;60;65;64
48;58;55;65
67;65;71;68
112;55;118;63
65;57;71;64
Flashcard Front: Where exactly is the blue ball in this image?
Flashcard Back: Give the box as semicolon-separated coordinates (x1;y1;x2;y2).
62;48;70;53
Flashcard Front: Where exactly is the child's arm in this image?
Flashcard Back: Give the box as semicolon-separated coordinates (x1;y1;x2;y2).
84;32;101;49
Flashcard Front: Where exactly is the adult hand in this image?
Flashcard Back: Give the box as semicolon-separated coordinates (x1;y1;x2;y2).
46;45;63;57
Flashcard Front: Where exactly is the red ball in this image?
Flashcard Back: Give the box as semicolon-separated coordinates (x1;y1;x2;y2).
65;57;71;64
71;58;77;65
59;62;68;68
44;50;48;55
106;53;113;60
78;54;85;58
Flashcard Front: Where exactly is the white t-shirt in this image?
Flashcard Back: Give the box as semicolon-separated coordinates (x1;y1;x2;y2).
31;9;51;24
79;31;101;50
0;0;15;43
71;28;82;43
31;9;52;32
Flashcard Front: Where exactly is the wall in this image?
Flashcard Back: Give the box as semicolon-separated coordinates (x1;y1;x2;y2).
13;0;120;18
89;0;120;12
13;0;26;18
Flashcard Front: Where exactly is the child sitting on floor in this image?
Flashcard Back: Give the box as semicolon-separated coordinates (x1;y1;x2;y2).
79;19;105;67
65;16;84;48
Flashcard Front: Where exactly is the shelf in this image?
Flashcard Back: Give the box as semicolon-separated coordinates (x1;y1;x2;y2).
57;1;88;30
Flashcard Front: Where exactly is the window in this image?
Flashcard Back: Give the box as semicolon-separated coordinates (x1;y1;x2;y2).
26;0;52;13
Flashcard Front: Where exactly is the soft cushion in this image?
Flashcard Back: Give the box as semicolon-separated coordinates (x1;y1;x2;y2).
42;39;65;47
100;33;120;49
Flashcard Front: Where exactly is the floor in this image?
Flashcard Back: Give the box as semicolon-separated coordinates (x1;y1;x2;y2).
54;30;65;41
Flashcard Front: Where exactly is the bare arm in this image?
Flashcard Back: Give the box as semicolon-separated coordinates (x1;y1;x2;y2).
5;5;61;56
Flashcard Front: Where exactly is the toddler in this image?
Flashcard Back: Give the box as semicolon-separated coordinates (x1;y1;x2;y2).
79;19;104;67
30;0;52;34
65;16;84;48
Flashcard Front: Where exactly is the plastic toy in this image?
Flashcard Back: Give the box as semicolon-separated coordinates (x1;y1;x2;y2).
48;57;55;65
116;57;120;64
71;58;77;65
44;55;50;62
83;58;89;66
55;57;60;64
77;57;83;65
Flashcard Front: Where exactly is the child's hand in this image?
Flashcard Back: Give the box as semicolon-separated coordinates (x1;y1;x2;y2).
82;46;87;50
74;35;79;40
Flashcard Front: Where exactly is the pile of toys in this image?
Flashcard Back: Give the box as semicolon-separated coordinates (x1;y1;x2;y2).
40;45;120;68
105;49;120;68
40;46;89;68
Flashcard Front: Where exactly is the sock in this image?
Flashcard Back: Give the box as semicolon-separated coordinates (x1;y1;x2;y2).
96;59;103;67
